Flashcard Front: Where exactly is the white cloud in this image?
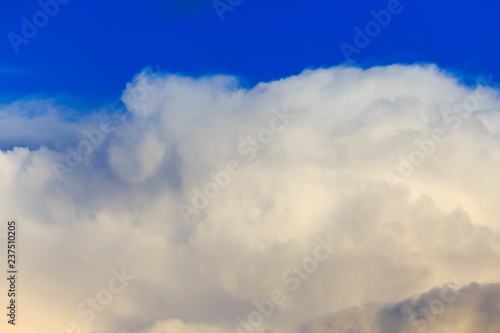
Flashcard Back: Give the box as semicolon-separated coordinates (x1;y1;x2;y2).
0;64;499;332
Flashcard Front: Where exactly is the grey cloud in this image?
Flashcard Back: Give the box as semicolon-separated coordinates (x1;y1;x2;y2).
298;282;500;333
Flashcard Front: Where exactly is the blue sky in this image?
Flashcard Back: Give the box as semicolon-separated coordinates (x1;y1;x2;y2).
1;0;499;110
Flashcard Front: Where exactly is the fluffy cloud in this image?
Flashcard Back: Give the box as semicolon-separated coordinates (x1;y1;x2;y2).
0;64;499;333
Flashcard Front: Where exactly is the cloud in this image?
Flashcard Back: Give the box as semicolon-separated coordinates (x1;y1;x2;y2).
0;64;499;332
141;318;230;333
0;98;83;150
298;282;500;333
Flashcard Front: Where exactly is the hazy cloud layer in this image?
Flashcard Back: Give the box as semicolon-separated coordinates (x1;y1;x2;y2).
299;282;500;333
0;64;499;333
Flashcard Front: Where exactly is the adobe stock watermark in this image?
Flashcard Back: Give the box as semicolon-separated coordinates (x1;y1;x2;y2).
51;66;163;182
7;0;71;54
212;0;244;21
120;66;163;111
236;235;340;333
58;268;135;333
385;74;498;189
178;106;296;223
401;279;461;333
339;0;407;61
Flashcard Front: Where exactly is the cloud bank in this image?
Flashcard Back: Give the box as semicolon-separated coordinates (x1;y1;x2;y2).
299;282;500;333
0;64;499;333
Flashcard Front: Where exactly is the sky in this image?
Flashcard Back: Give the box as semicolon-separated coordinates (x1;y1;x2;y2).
1;0;500;108
1;1;500;333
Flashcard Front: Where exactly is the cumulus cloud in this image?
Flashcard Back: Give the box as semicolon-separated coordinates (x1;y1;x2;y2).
0;64;499;333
